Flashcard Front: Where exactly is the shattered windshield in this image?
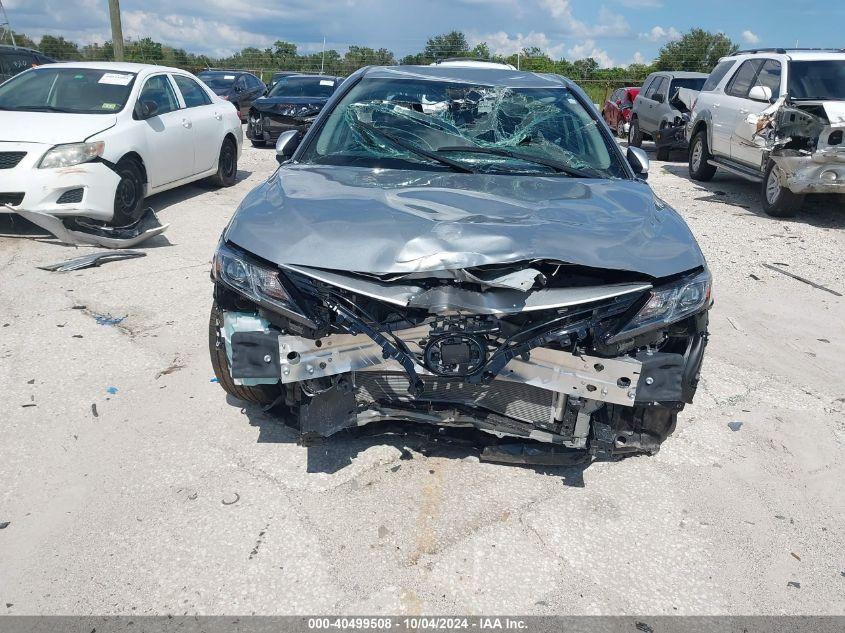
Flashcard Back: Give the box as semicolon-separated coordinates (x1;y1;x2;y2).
788;61;845;100
300;77;626;178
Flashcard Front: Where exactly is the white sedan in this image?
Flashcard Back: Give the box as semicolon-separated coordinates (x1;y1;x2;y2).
0;62;243;226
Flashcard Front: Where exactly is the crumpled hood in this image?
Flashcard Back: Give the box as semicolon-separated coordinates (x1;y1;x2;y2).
225;165;705;279
0;111;117;144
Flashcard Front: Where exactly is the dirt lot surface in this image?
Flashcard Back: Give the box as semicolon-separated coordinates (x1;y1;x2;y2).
1;137;843;616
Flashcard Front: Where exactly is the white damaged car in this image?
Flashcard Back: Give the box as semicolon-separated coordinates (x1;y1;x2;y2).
0;62;243;236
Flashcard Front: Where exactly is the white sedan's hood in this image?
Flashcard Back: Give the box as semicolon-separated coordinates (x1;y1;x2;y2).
0;111;118;144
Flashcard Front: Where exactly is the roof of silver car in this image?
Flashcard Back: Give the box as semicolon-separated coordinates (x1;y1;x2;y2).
363;65;575;89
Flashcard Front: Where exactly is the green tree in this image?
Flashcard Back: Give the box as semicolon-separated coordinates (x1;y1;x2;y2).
424;31;469;61
2;31;38;48
38;35;82;60
572;57;599;79
655;28;739;73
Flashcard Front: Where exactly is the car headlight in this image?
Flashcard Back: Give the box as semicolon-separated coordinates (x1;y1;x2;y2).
609;269;712;342
39;141;105;169
213;242;306;318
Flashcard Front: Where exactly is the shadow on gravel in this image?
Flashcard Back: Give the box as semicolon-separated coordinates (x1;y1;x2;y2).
235;399;592;485
148;169;254;213
660;163;845;229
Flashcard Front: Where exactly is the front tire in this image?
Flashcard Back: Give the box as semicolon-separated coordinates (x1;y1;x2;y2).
111;158;145;226
762;160;804;217
209;138;238;187
688;130;717;181
209;303;282;405
628;117;643;147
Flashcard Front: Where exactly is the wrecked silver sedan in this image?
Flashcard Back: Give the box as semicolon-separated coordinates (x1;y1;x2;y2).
209;66;712;462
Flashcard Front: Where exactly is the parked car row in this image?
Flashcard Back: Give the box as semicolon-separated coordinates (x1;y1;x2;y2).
610;48;844;217
0;61;344;233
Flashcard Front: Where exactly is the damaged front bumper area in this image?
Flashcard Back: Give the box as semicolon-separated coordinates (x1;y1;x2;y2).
739;99;845;194
211;242;711;461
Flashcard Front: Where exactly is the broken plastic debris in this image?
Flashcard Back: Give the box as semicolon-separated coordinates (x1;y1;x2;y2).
94;314;126;326
727;421;743;432
39;250;146;272
91;403;98;417
210;377;219;383
787;581;801;589
0;521;9;529
763;264;842;297
14;207;169;249
106;386;118;395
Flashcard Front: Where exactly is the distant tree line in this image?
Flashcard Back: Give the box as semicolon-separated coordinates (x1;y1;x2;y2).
4;27;738;98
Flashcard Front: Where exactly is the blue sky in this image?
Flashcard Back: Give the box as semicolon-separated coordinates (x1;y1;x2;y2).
6;0;844;67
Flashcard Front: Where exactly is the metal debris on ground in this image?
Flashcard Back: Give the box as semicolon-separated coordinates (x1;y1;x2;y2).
791;552;801;561
0;521;9;529
728;421;743;432
38;250;146;272
787;581;801;589
91;403;99;418
221;492;240;506
763;264;842;297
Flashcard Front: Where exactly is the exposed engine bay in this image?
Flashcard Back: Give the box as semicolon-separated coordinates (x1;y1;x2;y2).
211;243;711;463
737;99;845;193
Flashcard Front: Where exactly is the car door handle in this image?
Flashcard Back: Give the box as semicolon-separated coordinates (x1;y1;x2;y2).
213;111;222;120
182;118;192;129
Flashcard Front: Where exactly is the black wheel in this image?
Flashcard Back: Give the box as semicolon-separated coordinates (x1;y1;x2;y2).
688;130;717;181
761;160;804;217
209;303;282;405
628;117;643;147
209;138;238;187
112;158;145;226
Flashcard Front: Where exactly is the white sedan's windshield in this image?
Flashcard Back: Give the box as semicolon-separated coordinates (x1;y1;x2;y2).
0;68;137;114
301;78;626;178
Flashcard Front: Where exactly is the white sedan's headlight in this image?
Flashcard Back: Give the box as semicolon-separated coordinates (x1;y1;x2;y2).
39;142;105;169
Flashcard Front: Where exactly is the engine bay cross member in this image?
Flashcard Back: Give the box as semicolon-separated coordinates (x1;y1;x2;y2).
209;65;713;462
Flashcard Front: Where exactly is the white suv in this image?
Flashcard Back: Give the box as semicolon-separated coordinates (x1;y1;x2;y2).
687;49;845;216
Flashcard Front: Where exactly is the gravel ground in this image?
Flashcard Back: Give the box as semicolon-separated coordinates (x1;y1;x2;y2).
1;136;843;616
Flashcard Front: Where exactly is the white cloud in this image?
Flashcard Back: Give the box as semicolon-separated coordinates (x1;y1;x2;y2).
629;51;648;65
741;29;761;45
567;39;615;68
640;25;682;42
539;0;631;38
470;31;567;58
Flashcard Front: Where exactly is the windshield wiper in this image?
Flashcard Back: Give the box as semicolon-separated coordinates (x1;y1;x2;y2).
438;145;595;178
6;105;76;113
352;119;476;174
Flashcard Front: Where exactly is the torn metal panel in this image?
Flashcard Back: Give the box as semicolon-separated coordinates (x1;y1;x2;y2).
38;250;146;272
13;207;169;248
733;98;845;194
283;263;652;315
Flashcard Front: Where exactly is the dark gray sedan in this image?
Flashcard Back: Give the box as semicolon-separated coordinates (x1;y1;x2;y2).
209;65;712;464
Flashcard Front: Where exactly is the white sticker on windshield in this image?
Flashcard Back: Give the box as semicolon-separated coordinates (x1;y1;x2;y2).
224;74;236;80
99;72;133;86
320;80;335;86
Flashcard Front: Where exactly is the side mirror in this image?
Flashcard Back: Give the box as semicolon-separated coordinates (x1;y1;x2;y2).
748;85;773;103
653;93;665;104
136;100;158;119
275;130;300;164
627;146;649;180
